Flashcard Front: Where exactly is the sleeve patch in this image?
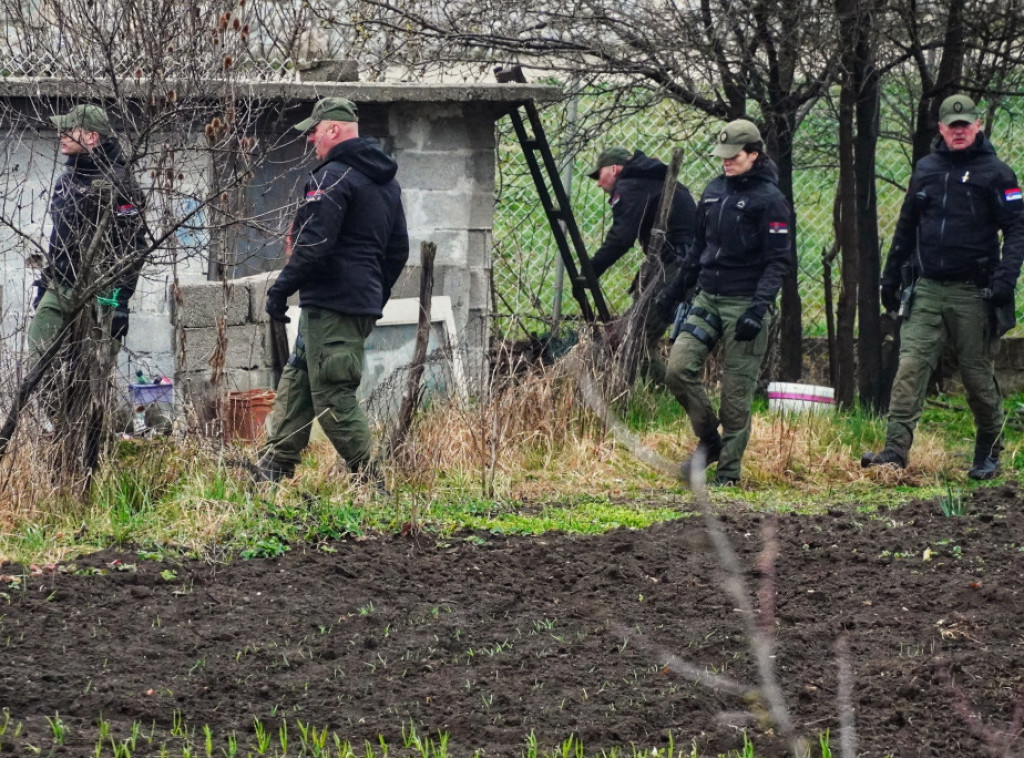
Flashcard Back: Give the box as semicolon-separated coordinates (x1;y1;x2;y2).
1004;188;1022;202
115;203;139;217
769;221;789;234
305;189;326;202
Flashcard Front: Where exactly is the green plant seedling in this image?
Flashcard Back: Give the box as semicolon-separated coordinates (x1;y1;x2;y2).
45;713;67;744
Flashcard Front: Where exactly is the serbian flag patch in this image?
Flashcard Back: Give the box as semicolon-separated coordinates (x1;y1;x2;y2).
1005;188;1022;202
305;189;325;202
115;203;139;217
769;221;789;234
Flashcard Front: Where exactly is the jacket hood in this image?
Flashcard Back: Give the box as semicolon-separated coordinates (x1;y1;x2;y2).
322;137;398;183
618;150;669;183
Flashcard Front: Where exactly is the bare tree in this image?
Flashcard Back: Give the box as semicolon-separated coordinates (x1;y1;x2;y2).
0;0;314;499
332;0;845;380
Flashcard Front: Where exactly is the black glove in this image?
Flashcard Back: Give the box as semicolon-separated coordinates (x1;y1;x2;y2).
31;279;46;310
984;278;1015;306
265;291;290;323
110;305;130;341
880;282;901;313
654;293;677;325
734;308;763;342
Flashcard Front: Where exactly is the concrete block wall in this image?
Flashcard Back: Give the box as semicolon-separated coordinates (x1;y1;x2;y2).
172;272;284;421
388;102;497;387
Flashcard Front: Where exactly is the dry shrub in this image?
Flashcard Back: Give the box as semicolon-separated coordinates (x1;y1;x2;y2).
392;347;611;493
744;410;959;489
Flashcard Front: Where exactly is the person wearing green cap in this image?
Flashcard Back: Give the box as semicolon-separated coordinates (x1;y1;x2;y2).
586;146;696;383
28;103;145;397
656;119;794;486
257;97;409;488
862;94;1024;480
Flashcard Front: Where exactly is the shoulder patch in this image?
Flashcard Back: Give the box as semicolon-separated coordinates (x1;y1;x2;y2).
305;189;326;203
115;203;139;217
769;221;789;234
1004;188;1022;202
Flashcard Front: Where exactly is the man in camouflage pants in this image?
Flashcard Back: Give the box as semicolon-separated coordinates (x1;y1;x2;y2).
862;94;1024;480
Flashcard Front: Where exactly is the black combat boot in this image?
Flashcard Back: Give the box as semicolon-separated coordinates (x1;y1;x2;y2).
679;432;723;485
860;447;907;469
256;457;294;483
968;433;1001;481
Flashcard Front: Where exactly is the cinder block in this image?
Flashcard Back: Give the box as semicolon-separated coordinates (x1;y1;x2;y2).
223;368;278;392
174;280;250;328
407;229;468;267
469;150;495;186
468;268;492;313
397;151;475;192
124;314;173;358
404;189;475;230
469;189;494;228
176;323;269;374
389;267;422;300
466;229;492;269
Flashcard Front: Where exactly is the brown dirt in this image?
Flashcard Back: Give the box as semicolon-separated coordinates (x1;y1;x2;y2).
2;485;1024;757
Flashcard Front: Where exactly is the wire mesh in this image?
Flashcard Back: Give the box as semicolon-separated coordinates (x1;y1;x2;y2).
492;91;1024;347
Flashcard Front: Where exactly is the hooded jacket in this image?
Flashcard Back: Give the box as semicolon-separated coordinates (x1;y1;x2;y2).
590;151;697;278
665;158;794;317
44;138;145;306
270;136;410;317
882;132;1024;291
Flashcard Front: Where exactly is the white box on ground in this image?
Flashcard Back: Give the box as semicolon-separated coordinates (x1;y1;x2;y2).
767;382;835;414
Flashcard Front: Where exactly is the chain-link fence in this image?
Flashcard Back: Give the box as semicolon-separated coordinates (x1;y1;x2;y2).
492;91;1024;349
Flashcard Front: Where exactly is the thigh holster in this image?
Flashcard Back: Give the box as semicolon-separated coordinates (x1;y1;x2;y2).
680;306;722;348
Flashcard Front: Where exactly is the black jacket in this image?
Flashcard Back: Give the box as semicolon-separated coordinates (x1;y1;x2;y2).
44;139;145;306
590;151;697;278
882;133;1024;291
270;137;409;317
664;159;794;317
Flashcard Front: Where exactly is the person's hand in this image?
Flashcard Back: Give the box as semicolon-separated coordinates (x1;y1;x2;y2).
984;278;1015;306
31;280;46;310
734;308;763;342
111;305;130;341
880;283;901;313
265;292;290;323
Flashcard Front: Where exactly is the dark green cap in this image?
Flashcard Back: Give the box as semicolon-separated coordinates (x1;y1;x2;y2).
938;94;979;125
587;146;632;179
712;119;761;158
293;97;359;132
50;104;112;136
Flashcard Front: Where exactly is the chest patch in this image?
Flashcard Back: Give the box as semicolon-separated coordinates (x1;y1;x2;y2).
769;221;789;234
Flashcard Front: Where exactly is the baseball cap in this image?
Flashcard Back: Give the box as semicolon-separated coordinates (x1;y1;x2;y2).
293;97;359;132
587;146;633;179
938;94;979;125
711;119;762;158
50;104;112;136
